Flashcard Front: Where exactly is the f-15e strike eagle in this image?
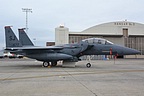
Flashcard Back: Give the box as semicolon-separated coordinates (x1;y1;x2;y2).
4;26;140;67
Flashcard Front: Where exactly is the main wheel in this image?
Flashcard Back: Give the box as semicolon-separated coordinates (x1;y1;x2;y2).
86;63;91;68
51;61;57;66
43;62;49;67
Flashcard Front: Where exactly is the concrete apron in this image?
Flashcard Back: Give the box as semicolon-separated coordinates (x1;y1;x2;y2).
62;61;76;68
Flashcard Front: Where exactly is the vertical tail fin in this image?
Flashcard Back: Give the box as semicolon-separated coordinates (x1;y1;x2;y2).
18;28;34;46
5;26;22;48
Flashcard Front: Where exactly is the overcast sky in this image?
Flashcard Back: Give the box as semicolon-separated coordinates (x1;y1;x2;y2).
0;0;144;49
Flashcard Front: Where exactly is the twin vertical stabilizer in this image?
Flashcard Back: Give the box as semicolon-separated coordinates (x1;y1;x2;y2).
5;26;34;48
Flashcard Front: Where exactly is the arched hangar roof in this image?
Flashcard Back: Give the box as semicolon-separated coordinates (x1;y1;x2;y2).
81;21;144;35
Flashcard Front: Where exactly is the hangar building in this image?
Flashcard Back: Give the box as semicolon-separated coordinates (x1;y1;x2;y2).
55;21;144;56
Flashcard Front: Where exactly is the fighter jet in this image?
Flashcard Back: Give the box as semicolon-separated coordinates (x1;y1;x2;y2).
4;26;140;68
5;26;89;67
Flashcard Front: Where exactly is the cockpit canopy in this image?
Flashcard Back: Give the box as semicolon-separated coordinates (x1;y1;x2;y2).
82;38;113;45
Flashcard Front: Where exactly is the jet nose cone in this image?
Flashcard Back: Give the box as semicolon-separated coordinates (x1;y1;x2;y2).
126;48;141;55
114;45;141;55
133;50;141;54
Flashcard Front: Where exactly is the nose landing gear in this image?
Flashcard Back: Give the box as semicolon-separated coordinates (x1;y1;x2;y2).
85;55;94;68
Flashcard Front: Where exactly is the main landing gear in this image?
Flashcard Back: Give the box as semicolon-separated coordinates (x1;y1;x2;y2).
43;61;57;67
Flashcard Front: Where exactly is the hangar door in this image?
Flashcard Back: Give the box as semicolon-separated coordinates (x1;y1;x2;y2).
123;28;128;37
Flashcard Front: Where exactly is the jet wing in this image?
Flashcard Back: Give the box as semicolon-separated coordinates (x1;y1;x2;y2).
5;46;64;55
6;46;63;50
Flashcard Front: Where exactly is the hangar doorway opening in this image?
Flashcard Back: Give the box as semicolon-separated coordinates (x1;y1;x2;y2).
123;28;128;37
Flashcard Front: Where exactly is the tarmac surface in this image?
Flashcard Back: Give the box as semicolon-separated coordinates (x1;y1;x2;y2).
0;58;144;96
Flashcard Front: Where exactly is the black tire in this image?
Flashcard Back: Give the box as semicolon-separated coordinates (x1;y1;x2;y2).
51;61;57;66
86;63;91;68
43;62;49;67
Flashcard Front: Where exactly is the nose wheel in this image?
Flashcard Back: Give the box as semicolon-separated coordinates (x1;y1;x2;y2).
86;63;91;68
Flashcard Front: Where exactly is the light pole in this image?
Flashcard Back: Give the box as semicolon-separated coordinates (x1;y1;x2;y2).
22;8;32;33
